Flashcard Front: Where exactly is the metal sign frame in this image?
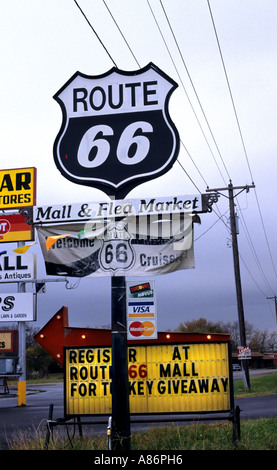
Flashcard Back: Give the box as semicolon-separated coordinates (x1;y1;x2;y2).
63;339;235;417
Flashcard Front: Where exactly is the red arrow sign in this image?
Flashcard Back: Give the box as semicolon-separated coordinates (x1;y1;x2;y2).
34;306;111;366
34;306;229;366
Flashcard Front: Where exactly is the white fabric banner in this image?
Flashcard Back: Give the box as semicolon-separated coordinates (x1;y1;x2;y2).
36;213;194;277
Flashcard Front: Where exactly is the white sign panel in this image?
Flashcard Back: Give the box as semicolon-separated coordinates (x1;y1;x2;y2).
238;346;251;359
34;195;201;224
0;253;36;283
0;293;35;322
126;280;157;340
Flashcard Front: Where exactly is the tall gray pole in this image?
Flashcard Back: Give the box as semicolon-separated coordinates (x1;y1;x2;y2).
17;241;27;405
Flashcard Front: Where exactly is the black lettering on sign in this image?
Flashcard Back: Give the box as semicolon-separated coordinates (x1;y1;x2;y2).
159;362;198;378
172;345;190;360
73;81;159;113
68;348;111;364
70;382;97;397
66;345;229;404
0;172;31;192
155;378;229;395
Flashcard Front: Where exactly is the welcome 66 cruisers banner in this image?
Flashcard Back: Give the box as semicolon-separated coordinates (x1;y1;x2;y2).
36;213;195;277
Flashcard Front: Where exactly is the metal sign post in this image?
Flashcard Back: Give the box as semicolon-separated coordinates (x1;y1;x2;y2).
17;241;26;406
110;275;130;450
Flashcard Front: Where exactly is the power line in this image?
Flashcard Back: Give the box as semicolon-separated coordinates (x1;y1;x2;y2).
103;0;210;194
237;207;276;296
73;0;204;195
159;0;231;183
158;0;275;295
73;0;117;67
206;0;253;184
180;141;209;188
147;0;228;185
72;1;275;302
102;0;140;68
150;1;274;296
207;0;277;281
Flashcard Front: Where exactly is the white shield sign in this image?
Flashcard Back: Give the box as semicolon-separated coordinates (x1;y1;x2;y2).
53;63;180;198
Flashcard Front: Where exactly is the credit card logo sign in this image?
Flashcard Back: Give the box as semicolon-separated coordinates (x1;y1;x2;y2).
129;320;155;337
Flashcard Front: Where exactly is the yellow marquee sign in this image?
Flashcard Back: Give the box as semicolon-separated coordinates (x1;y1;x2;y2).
0;167;36;209
64;342;231;416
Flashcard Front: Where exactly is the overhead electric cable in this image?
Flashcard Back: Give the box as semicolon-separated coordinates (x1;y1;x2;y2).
207;0;277;280
159;0;231;183
238;208;275;295
180;141;209;188
162;0;276;298
146;0;227;185
102;0;207;193
99;2;247;257
239;254;269;298
102;0;141;68
207;0;253;184
177;159;201;193
72;0;274;302
73;0;117;67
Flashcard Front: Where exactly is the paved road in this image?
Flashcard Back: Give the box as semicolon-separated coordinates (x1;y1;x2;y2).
0;371;276;450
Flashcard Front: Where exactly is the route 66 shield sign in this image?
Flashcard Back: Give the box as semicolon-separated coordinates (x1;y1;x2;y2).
53;63;180;198
99;222;135;273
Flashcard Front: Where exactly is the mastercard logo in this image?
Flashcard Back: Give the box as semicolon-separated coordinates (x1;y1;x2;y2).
129;321;155;337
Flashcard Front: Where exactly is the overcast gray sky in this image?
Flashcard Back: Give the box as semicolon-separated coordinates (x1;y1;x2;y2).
0;0;277;335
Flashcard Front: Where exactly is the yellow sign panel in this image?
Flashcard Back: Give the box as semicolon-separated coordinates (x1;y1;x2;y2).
65;343;230;416
0;332;12;350
0;167;36;209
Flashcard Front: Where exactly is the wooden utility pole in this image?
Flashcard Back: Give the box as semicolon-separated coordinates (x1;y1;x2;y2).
207;181;255;390
267;296;277;322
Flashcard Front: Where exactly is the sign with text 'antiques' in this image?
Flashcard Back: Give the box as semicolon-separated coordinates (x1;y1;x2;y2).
0;167;36;209
53;63;180;198
0;253;36;282
64;342;231;416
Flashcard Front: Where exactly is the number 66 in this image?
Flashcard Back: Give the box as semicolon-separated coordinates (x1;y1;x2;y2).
77;121;153;168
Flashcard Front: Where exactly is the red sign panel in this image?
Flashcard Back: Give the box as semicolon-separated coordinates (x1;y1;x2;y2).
0;213;33;243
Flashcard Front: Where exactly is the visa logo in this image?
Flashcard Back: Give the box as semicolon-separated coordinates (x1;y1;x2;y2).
129;301;155;315
133;306;151;313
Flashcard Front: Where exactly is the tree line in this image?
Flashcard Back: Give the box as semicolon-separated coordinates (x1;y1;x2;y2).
1;318;276;378
176;318;277;353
